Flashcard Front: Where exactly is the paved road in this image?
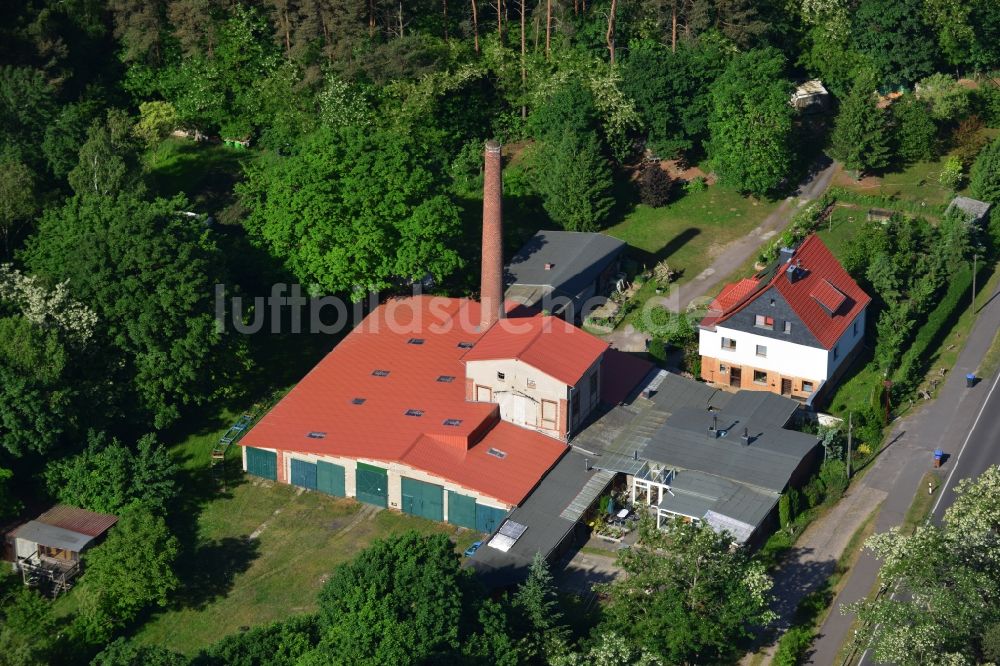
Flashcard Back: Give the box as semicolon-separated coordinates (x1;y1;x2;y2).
807;276;1000;666
928;370;1000;524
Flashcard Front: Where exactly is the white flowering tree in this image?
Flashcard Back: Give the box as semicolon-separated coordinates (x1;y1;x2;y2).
847;466;1000;665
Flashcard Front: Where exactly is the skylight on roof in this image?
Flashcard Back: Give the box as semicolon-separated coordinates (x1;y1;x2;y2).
487;448;507;459
404;409;424;417
306;432;327;439
351;397;366;405
457;341;474;349
443;418;463;427
436;375;455;383
407;338;425;345
371;369;390;377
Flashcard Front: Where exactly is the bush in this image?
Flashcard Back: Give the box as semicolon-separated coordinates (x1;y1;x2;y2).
648;338;668;363
773;626;815;666
779;493;791;529
939;155;963;190
915;73;971;122
951;115;987;167
818;459;848;503
684;176;707;193
970;137;1000;203
639;162;673;207
802;479;823;509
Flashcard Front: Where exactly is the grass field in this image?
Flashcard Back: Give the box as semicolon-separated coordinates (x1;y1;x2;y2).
144;137;249;212
131;412;481;655
605;184;779;285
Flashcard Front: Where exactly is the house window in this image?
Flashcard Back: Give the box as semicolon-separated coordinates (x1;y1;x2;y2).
443;418;463;427
407;338;425;345
784;321;792;334
497;371;505;382
833;345;839;360
436;375;455;383
756;345;767;357
371;369;390;377
853;320;859;337
351;397;366;405
719;364;728;373
802;381;814;393
753;370;767;384
721;337;737;351
526;378;536;389
457;341;474;349
307;431;327;439
476;385;492;401
770;298;776;307
541;400;558;428
404;409;424;417
589;374;598;398
755;315;774;330
572;392;580;417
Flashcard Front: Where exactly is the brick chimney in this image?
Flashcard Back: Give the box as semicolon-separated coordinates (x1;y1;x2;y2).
480;140;504;330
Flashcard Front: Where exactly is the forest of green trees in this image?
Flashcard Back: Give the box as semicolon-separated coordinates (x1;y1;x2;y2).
2;0;1000;663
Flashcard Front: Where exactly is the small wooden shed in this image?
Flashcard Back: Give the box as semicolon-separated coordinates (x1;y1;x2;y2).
9;505;118;597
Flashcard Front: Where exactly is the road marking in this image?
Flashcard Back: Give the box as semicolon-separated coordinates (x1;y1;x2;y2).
928;369;1000;520
858;370;1000;666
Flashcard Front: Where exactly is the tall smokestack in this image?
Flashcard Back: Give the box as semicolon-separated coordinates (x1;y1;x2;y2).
480;140;504;330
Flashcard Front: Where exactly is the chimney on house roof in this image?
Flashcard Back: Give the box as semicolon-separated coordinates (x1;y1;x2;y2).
481;140;504;330
779;247;796;264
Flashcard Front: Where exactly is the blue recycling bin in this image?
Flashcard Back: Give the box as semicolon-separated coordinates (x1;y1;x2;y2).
967;373;976;388
934;449;943;468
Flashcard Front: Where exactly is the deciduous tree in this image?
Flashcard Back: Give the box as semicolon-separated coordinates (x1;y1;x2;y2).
891;95;937;164
599;516;776;664
77;508;179;642
707;47;793;196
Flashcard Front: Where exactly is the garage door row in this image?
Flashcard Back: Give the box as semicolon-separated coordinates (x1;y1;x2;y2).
246;448;508;533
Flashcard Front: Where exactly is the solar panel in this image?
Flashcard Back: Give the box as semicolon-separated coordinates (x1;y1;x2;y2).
487;534;517;552
498;520;527;540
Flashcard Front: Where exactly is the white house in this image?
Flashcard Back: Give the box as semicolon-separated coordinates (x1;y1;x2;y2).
699;234;871;401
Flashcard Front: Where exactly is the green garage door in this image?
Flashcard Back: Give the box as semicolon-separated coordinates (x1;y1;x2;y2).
317;461;346;497
476;504;508;534
447;491;476;529
245;447;277;480
290;459;317;490
401;477;444;522
356;463;388;507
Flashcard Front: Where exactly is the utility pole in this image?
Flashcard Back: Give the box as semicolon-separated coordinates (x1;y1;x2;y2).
847;412;853;479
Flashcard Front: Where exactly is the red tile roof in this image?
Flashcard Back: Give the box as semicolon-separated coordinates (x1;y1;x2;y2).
35;505;118;537
700;235;870;349
461;315;609;386
702;278;760;328
240;296;600;505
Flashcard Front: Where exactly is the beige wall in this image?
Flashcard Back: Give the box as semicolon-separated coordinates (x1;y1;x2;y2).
465;357;601;439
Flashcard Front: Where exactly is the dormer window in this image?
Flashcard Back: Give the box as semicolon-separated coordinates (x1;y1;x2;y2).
755;315;774;330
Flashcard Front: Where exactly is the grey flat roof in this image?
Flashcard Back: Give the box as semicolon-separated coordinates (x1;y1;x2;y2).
11;520;96;552
658;470;779;543
505;231;626;302
470;450;607;587
644;403;819;493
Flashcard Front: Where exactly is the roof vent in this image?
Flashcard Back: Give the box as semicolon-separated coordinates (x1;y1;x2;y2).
779;247;796;264
708;414;719;438
487;447;507;459
443;418;463;427
306;431;326;439
404;409;424;417
741;427;750;446
351;397;366;405
544;262;554;270
786;262;806;283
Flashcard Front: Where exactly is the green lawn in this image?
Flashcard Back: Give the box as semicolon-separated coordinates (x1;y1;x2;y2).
144;137;250;212
605;184;779;284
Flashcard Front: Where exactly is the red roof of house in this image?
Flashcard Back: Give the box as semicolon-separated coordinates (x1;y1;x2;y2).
240;296;587;505
34;505;118;537
461;315;609;386
701;235;871;349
